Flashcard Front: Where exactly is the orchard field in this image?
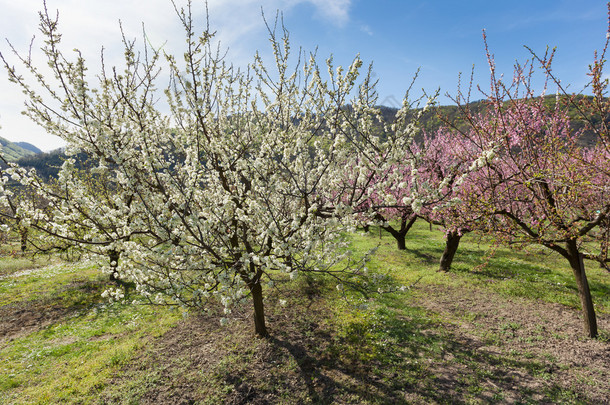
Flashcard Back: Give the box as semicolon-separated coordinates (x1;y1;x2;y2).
1;221;608;404
1;2;610;404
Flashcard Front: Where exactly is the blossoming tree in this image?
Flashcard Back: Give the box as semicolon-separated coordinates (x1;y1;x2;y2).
343;104;480;266
447;33;610;338
0;2;391;337
412;129;476;271
343;160;418;250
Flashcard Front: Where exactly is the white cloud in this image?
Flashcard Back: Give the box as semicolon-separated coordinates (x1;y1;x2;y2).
308;0;351;26
360;24;373;36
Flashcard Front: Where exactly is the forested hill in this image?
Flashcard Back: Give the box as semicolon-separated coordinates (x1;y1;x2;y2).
14;142;42;154
0;136;40;161
12;96;606;179
14;149;72;179
380;95;604;147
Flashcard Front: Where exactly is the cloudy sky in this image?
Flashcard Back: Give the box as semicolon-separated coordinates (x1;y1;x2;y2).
0;0;606;151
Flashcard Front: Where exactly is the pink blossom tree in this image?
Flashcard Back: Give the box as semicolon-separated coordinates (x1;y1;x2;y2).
331;84;434;251
413;129;475;271
336;98;480;259
445;31;610;338
352;163;418;251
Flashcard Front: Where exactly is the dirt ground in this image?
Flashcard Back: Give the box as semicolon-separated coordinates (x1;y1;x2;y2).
2;271;608;403
0;300;73;344
95;283;610;404
411;284;610;404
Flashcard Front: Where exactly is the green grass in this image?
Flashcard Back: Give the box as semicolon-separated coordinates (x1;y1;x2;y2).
1;305;179;404
349;222;609;315
0;244;59;278
0;261;100;306
0;221;607;403
0;257;181;404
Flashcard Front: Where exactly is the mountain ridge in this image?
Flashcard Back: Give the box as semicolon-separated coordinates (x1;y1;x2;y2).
0;136;40;162
11;96;606;178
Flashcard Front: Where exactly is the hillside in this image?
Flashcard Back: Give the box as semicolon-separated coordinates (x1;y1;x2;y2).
14;142;42;154
12;96;606;178
381;95;606;146
14;149;69;179
0;137;39;162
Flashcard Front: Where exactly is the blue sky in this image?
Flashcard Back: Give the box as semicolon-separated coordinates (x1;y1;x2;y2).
0;0;607;151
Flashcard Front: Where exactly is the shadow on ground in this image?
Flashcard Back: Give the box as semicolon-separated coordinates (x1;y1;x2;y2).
96;284;604;404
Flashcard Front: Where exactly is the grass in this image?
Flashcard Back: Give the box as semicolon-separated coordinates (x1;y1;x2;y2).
1;304;179;404
0;244;59;278
0;222;608;404
351;222;609;314
0;251;181;404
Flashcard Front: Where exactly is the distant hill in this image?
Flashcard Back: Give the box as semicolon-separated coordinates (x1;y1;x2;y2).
14;142;42;154
15;148;96;179
12;96;607;178
15;149;70;179
0;136;39;162
379;95;606;147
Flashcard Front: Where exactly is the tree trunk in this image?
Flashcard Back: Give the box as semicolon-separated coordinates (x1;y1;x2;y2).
566;239;598;338
402;215;417;236
383;226;407;250
108;250;135;291
20;227;28;252
439;231;462;271
108;250;121;283
383;214;417;251
250;280;268;337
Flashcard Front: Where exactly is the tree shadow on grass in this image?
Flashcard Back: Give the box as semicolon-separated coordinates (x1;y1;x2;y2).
0;277;111;342
97;282;595;404
212;298;585;404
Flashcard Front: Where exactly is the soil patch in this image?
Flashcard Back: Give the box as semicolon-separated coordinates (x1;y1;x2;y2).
98;295;402;404
98;283;610;404
0;300;73;343
411;283;610;404
0;279;110;344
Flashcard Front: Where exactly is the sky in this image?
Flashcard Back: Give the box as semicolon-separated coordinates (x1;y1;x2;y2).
0;0;607;151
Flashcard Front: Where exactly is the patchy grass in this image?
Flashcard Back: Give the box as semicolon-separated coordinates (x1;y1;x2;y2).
1;221;608;404
350;222;610;315
0;256;181;404
0;244;58;278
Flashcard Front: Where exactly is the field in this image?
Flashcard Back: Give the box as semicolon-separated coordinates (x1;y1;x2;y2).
0;221;608;404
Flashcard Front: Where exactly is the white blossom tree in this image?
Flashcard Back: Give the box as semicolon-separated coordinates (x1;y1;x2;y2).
0;1;403;337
